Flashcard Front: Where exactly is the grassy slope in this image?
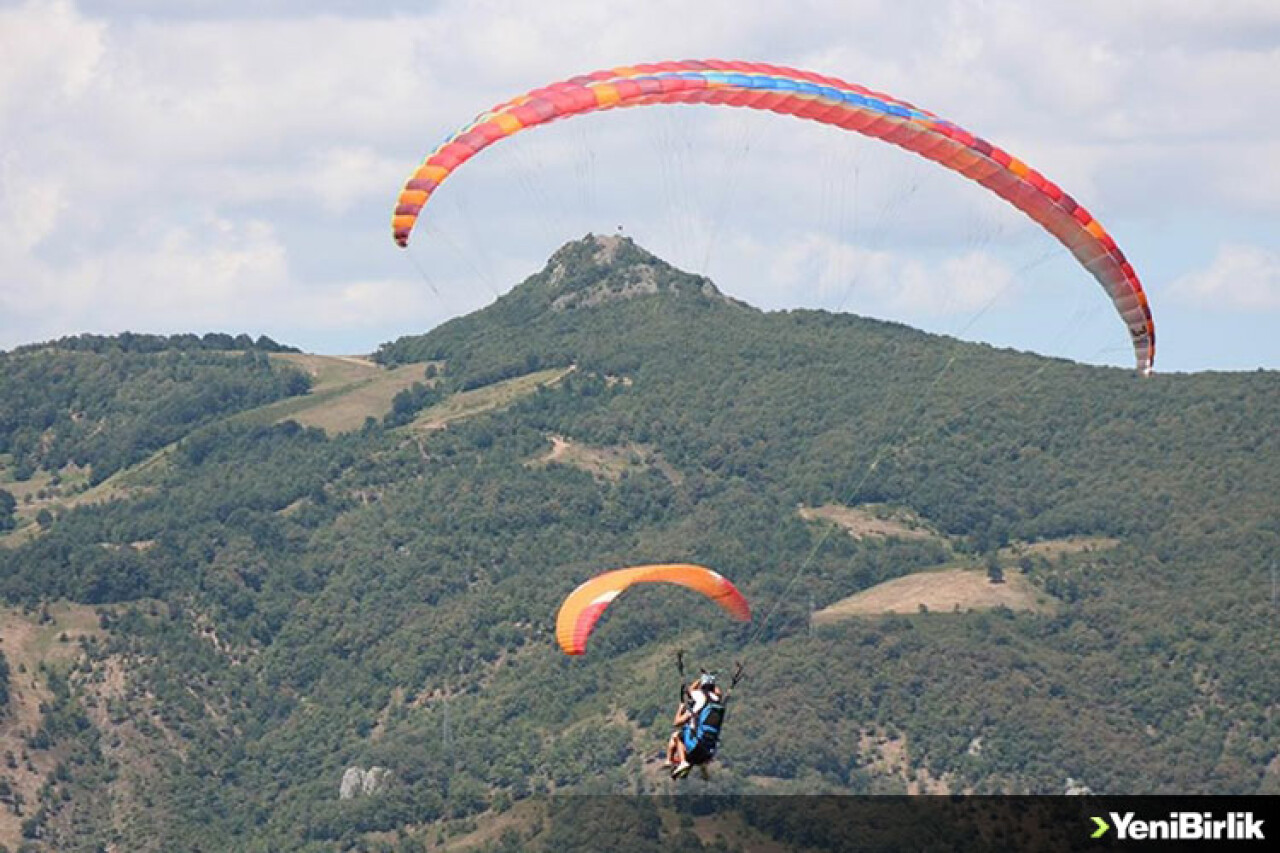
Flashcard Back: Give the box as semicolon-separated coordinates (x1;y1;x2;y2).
812;567;1054;619
413;366;576;430
252;354;442;434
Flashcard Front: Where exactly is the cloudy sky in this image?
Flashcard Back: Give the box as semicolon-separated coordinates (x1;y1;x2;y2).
2;0;1277;372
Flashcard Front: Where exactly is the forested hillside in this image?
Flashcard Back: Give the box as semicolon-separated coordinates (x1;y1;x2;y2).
0;333;304;485
1;235;1277;851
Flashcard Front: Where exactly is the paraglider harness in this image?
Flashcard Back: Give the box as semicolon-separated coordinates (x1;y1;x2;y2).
676;651;744;766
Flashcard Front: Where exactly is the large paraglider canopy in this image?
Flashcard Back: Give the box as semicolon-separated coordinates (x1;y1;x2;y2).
556;563;751;656
392;59;1155;374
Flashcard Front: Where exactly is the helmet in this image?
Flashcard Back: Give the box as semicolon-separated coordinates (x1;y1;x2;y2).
698;672;717;689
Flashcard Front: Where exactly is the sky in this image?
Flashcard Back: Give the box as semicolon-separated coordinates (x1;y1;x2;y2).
2;0;1278;373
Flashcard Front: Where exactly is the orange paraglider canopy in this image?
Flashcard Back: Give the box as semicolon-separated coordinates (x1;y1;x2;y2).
556;563;751;656
392;60;1154;374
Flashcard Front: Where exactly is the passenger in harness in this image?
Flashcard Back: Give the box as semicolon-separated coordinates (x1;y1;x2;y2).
666;672;725;779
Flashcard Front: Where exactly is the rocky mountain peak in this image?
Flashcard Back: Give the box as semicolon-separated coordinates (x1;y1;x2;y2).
534;233;729;311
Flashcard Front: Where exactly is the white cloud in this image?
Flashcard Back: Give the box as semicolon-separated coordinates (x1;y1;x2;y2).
0;1;105;117
3;217;291;339
0;156;65;253
722;232;1017;318
305;147;404;216
1170;244;1280;310
0;213;435;349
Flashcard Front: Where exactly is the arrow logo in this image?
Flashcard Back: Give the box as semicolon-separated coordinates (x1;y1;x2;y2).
1091;816;1110;838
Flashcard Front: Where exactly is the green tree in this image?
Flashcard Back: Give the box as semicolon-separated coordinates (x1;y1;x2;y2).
986;552;1005;584
0;489;15;532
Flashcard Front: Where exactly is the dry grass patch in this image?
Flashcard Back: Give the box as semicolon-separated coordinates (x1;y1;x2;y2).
813;568;1055;622
270;353;382;385
259;354;442;434
998;536;1120;561
75;646;184;849
414;366;576;431
0;602;106;849
529;435;661;483
799;503;945;543
858;728;953;794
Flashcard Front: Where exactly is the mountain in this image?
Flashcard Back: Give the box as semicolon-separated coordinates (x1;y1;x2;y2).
1;235;1278;851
